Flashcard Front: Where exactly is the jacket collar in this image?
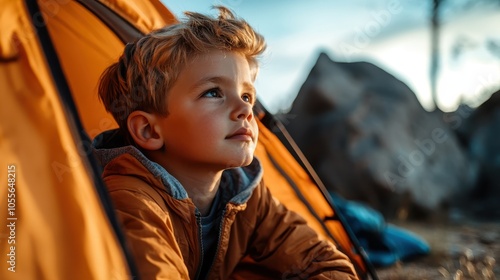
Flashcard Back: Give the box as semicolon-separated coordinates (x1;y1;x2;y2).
92;129;263;204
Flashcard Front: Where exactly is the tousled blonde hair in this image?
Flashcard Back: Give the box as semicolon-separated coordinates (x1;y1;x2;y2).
98;6;266;133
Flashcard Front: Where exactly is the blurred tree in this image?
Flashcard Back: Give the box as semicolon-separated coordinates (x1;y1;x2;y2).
430;0;441;111
430;0;500;110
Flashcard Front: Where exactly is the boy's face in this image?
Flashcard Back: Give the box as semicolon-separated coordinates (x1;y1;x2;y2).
157;50;258;171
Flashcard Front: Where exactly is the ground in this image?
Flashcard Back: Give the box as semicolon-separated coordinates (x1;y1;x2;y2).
374;220;500;280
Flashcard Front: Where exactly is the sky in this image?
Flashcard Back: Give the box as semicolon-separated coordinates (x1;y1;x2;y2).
164;0;500;113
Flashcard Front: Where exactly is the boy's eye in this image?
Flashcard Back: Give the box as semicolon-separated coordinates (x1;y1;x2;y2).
242;93;254;104
202;88;222;98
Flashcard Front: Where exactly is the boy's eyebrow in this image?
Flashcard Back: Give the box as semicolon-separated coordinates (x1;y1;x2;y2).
193;76;256;93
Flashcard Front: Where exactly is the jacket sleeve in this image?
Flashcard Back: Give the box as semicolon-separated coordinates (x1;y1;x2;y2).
247;182;359;280
105;178;190;280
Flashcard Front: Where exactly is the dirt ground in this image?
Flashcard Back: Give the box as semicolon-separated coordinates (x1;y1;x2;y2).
373;220;500;280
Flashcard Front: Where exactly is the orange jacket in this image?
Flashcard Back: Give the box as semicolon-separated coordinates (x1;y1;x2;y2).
94;130;358;280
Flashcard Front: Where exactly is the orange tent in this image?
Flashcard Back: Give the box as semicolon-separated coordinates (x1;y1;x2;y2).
0;0;376;279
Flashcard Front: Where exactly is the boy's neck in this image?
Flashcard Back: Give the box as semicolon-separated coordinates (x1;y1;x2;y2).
168;167;223;216
180;173;221;216
147;152;224;215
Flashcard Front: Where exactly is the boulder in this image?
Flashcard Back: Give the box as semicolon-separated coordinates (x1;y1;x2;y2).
280;52;475;219
449;90;500;219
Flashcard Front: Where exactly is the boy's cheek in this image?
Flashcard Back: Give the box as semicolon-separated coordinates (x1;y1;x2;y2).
251;122;259;141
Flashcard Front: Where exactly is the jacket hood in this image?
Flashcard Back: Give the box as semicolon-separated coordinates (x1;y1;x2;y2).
92;129;263;204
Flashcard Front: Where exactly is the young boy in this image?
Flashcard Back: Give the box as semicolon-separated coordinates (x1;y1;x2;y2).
93;6;358;280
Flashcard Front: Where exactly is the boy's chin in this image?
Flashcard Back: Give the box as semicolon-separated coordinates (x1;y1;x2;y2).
225;156;254;169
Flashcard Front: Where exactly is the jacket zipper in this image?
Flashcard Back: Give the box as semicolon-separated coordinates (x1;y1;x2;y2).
205;209;227;278
194;211;204;280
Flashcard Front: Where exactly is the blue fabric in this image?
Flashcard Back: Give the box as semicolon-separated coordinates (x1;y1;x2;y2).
329;192;430;267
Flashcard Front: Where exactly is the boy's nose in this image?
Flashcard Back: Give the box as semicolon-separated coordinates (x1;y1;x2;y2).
231;97;253;121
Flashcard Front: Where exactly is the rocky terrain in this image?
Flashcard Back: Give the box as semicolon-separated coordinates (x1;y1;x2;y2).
375;220;499;279
280;52;500;280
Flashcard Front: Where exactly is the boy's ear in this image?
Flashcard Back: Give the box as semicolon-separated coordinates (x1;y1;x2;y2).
127;111;164;151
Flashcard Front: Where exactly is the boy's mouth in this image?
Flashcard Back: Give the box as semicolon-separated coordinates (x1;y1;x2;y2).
226;127;254;141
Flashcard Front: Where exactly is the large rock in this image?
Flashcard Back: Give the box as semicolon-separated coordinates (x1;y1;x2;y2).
450;90;500;219
280;52;475;219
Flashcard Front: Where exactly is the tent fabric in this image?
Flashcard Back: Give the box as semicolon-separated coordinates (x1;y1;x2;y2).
0;0;132;279
1;0;374;279
255;119;366;274
43;0;176;138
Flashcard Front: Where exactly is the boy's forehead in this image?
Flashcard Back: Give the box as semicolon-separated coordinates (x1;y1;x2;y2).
187;50;245;65
179;50;255;84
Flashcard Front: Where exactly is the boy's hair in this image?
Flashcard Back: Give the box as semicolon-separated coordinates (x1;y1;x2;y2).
98;6;266;135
